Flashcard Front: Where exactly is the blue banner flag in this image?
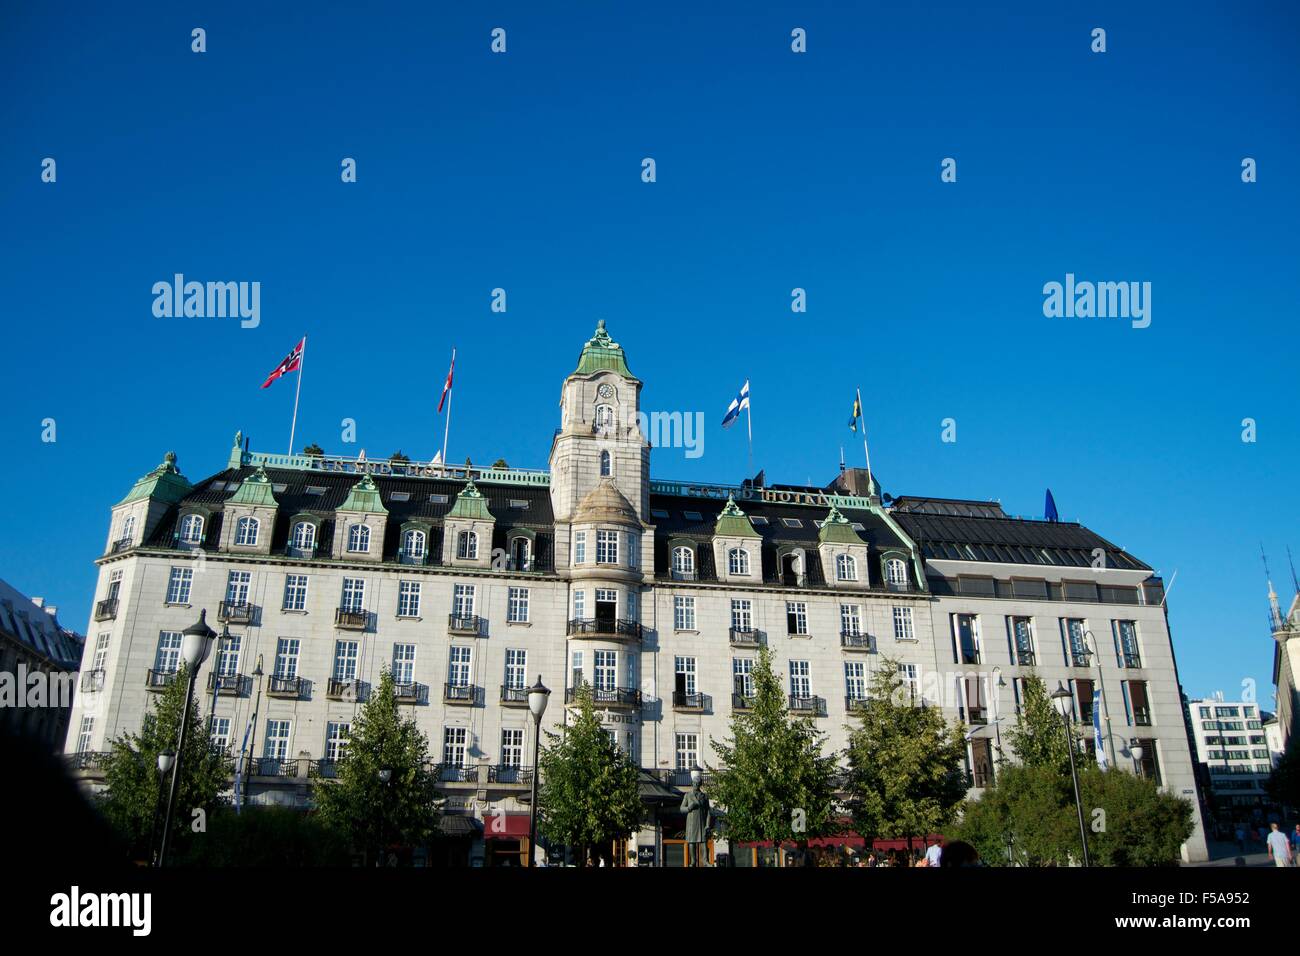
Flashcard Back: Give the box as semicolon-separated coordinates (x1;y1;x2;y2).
1092;689;1110;770
721;380;750;429
1044;489;1059;522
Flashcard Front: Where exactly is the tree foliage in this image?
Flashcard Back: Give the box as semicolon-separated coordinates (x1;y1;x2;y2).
301;442;324;457
175;806;350;866
1004;671;1078;773
842;659;968;845
313;670;441;864
707;646;839;843
536;682;643;865
99;664;229;862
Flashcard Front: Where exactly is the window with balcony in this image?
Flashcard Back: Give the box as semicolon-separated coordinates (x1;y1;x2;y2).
326;722;350;762
845;661;866;704
341;578;365;613
291;521;317;554
393;643;416;684
179;513;205;545
453;583;476;617
154;631;182;676
333;641;359;681
731;599;753;632
75;716;95;754
274;638;300;679
443;728;468;768
118;514;136;546
264;720;291;760
211;717;232;752
402;528;427;562
505;649;527;691
789;660;811;698
594;649;617;692
216;633;242;677
235;516;259;546
501;728;524;768
733;658;755;699
840;603;862;636
510;536;531;570
671;546;695;580
347;524;371;553
448;646;472;687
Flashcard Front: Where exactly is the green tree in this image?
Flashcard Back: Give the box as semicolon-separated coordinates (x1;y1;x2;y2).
302;442;324;457
536;682;643;865
843;659;968;849
176;806;351;866
99;664;229;862
1005;672;1078;772
389;450;410;463
707;646;838;844
491;458;509;469
313;670;441;864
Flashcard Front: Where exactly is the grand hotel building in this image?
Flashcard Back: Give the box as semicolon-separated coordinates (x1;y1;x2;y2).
65;322;1209;863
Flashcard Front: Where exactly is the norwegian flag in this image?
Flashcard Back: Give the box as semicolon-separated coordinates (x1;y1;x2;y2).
260;338;305;389
437;350;455;413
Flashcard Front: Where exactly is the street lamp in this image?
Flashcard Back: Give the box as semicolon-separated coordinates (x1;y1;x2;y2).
1050;681;1091;867
526;675;551;868
158;610;215;867
151;750;174;865
1130;738;1145;777
241;655;265;812
207;623;232;737
1082;630;1116;767
377;768;392;866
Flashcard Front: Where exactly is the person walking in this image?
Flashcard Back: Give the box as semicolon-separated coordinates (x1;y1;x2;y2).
1292;824;1300;856
1266;822;1293;868
924;838;943;868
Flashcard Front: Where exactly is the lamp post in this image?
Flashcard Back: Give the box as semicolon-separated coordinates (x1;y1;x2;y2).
991;667;1005;761
377;768;392;867
526;675;551;868
241;655;264;811
1082;630;1116;767
1130;738;1145;777
207;623;232;737
158;610;215;867
151;750;174;865
1050;681;1091;867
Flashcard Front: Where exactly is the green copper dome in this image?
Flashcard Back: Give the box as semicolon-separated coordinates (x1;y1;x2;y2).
338;473;387;514
226;462;278;507
446;476;494;521
818;504;865;544
573;320;635;379
118;451;192;505
714;494;761;539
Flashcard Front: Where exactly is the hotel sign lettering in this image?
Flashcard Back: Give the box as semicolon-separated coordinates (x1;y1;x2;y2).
648;481;873;511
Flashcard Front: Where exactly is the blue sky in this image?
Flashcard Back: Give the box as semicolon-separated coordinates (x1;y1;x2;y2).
2;1;1297;702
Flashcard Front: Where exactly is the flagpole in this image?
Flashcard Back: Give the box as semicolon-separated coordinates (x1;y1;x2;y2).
440;347;455;471
857;387;873;497
288;336;306;456
746;387;754;474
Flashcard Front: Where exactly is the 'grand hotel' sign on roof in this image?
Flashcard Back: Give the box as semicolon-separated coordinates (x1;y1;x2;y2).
648;480;875;512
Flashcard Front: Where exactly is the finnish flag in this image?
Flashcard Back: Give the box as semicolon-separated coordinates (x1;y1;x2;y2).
721;380;750;429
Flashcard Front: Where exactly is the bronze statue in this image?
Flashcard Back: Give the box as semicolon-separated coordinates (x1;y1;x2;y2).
680;772;711;867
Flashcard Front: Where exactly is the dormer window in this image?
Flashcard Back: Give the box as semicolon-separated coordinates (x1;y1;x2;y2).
119;515;136;544
728;547;750;575
457;530;478;560
510;536;532;571
671;546;695;581
885;558;908;588
347;524;371;553
600;450;612;477
403;529;427;561
235;516;260;547
179;513;204;545
836;553;858;581
291;521;316;554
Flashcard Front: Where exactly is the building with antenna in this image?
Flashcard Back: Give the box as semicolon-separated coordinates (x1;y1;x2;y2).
62;321;1209;864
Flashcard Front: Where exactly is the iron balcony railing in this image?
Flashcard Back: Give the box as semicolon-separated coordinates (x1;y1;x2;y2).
566;686;640;708
308;759;340;779
251;757;304;778
440;764;478;783
145;668;177;690
444;683;478;705
335;608;367;630
845;696;870;714
64;751;111;772
732;692;757;711
80;669;105;692
488;765;533;785
110;537;132;554
566;618;642;640
397;549;427;566
93;598;118;621
326;677;364;701
500;685;529;706
207;672;246;696
788;694;827;717
728;627;763;647
670;569;698;582
661;768;712;787
218;600;255;624
672;691;711;712
448;614;482;636
394;681;427;704
267;675;304;699
840;632;874;651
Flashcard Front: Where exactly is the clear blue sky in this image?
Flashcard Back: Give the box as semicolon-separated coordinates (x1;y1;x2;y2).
2;2;1296;703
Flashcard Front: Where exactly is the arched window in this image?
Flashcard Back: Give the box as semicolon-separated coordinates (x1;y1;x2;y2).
600;450;612;477
672;546;695;580
457;530;478;560
291;521;316;552
728;548;750;575
235;516;259;546
885;557;908;588
347;524;371;553
836;553;857;581
595;404;614;435
179;513;204;544
510;536;531;571
119;514;136;544
403;529;427;560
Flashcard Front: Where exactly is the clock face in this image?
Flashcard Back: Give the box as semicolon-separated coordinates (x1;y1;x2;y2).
597;384;614;399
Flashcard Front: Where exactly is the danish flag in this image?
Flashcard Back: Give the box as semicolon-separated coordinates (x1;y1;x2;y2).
260;338;304;389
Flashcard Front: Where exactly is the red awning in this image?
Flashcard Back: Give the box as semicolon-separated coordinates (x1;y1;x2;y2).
482;814;532;839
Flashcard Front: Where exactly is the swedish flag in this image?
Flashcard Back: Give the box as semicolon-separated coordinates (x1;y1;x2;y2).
848;395;862;432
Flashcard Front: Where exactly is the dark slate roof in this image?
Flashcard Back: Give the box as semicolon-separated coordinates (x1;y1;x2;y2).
0;579;84;670
891;509;1150;571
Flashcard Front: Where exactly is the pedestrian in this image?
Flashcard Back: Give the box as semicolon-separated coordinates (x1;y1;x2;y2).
1292;823;1300;855
924;838;943;868
1235;825;1246;853
1266;822;1293;868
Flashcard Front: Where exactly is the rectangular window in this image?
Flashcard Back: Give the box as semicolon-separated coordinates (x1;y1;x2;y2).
1116;620;1140;667
211;717;231;752
627;533;640;569
332;640;359;681
448;646;472;687
76;716;95;753
225;570;251;605
675;656;697;696
596;529;619;564
92;633;111;671
845;661;866;700
107;569;123;600
216;633;242;677
1126;680;1152;726
505;649;527;689
341;578;365;613
1012;617;1035;665
955;614;980;665
893;607;915;641
283;574;308;611
733;658;755;698
166;567;193;604
786;602;808;635
397;581;421;617
155;631;183;673
573;590;586;620
501;728;524;768
443;727;467;767
508;587;530;623
674;596;696;631
839;604;861;636
1064;618;1089;666
573;531;587;564
731;599;752;631
675;733;699;772
453;584;476;617
789;660;811;698
274;638;300;679
571;650;584;685
594;649;617;691
264;720;291;759
393;644;416;684
898;662;919;701
325;722;350;761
